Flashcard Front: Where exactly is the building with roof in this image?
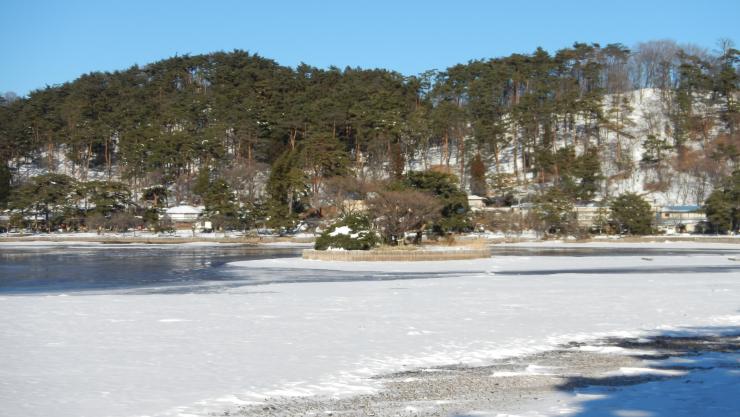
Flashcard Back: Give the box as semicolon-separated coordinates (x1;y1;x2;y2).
165;205;204;222
656;205;706;233
467;195;486;211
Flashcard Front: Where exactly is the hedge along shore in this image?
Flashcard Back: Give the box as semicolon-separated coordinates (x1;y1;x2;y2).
302;248;492;261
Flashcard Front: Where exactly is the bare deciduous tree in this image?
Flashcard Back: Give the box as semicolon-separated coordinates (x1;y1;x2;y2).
321;176;371;217
110;212;141;232
367;190;443;244
629;40;681;90
220;159;268;205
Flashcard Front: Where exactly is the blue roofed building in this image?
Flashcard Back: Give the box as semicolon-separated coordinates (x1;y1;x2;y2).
657;205;706;234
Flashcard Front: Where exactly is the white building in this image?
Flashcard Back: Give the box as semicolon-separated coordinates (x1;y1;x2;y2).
467;195;486;211
165;205;204;222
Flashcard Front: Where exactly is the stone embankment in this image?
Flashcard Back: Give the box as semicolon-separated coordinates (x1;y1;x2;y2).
302;247;491;261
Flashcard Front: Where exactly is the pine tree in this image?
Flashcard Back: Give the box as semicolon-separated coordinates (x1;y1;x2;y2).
534;187;577;235
265;149;305;228
0;164;11;207
703;170;740;233
469;153;487;196
610;193;654;235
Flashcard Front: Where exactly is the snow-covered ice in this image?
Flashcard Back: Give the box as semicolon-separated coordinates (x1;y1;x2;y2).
1;249;739;417
494;239;740;250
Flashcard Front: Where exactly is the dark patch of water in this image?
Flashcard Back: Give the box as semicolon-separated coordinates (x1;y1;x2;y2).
2;244;738;294
0;245;300;294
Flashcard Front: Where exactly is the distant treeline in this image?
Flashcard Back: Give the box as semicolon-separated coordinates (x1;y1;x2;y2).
1;40;737;179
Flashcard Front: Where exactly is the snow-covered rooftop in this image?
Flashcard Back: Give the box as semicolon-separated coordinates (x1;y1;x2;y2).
165;205;204;215
661;205;701;212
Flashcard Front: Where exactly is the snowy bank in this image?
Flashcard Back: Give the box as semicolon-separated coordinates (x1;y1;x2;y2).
228;252;739;273
494;239;740;250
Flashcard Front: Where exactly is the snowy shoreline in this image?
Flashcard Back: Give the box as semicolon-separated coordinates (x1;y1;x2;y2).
1;233;739;248
2;236;738;253
233;333;740;417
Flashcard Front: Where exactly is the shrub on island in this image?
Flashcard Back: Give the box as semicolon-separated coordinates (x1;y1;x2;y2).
314;214;379;251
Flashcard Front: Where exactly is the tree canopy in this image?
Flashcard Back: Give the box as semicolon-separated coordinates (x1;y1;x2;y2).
0;40;738;234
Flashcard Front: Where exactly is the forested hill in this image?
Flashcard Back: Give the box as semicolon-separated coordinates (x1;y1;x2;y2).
0;40;738;225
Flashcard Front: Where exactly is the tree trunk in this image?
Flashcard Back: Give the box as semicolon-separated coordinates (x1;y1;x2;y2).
493;141;500;174
458;133;465;189
443;132;449;168
512;126;520;184
289;128;297;149
47;139;54;172
84;143;92;181
105;137;112;179
422;139;429;171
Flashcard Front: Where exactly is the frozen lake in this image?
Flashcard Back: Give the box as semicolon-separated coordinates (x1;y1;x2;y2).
2;242;739;294
0;244;304;294
1;241;739;417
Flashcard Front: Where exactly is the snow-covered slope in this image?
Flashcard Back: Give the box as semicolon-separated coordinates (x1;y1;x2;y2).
407;88;732;206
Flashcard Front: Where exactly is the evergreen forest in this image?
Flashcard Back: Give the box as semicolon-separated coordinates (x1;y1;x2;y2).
0;39;738;236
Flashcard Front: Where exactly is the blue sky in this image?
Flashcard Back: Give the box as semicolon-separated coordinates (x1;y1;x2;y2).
2;0;739;96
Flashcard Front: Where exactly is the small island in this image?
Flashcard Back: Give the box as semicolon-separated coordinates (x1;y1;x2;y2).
303;246;491;261
304;171;492;261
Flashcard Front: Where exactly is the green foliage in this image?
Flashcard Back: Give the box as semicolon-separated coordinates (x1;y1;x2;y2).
239;201;265;230
469;153;487;196
389;141;405;180
534;187;578;235
1;51;419;192
266;149;305;228
9;173;78;231
610;192;654;235
142;185;168;208
703;170;740;233
202;178;236;216
714;46;739;131
642;135;672;163
80;181;132;216
590;204;612;235
142;208;159;228
300;133;350;205
536;146;602;202
0;42;736;231
0;164;10;207
0;43;686;186
197;176;247;230
193;169;211;202
404;171;470;232
704;190;734;233
314;214;379;251
568;148;602;201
